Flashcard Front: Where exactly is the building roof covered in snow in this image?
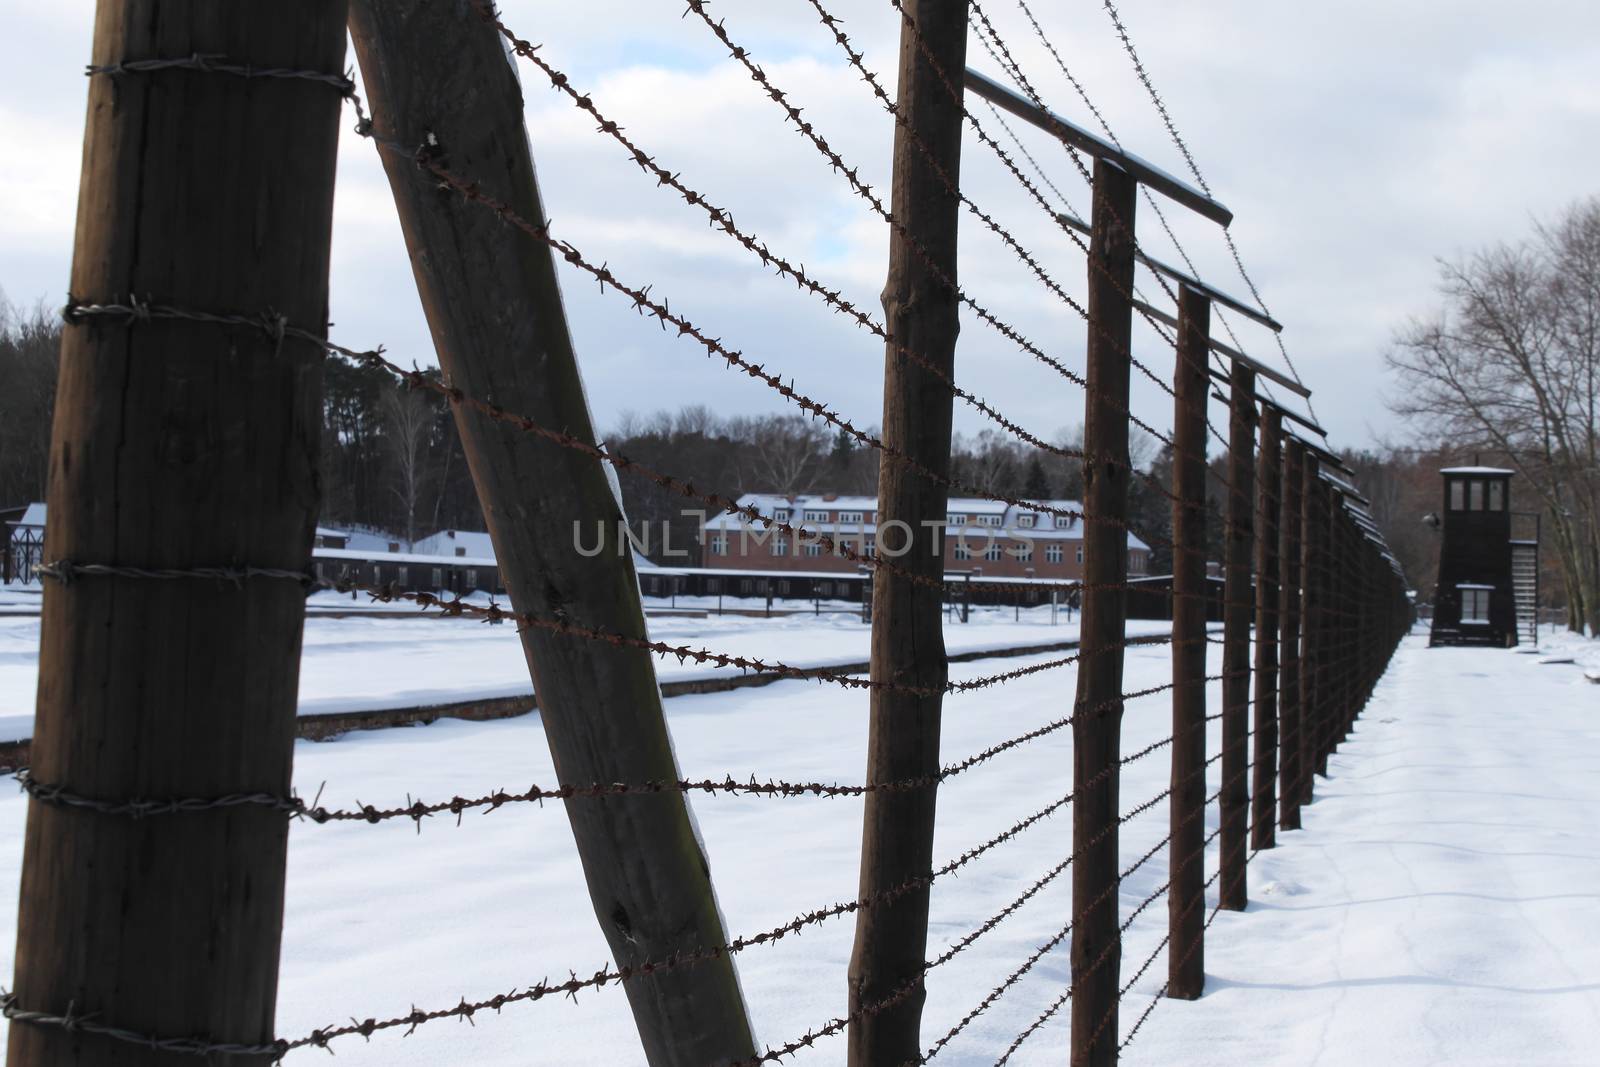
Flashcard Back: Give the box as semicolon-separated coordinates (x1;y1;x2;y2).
701;493;1149;551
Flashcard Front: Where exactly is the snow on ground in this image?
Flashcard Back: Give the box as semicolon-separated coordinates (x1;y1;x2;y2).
0;625;1216;1065
0;622;1592;1064
0;602;1163;738
1128;630;1600;1066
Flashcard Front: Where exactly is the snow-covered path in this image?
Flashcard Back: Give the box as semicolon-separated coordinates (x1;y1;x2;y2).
1128;633;1600;1066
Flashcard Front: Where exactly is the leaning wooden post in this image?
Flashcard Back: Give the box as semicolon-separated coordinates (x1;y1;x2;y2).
847;1;968;1061
1251;407;1282;849
1071;156;1138;1067
1167;283;1210;1000
9;4;347;1063
347;6;756;1062
1278;439;1305;830
1219;361;1256;910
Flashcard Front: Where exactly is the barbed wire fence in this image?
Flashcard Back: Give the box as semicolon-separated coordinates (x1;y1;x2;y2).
4;2;1411;1066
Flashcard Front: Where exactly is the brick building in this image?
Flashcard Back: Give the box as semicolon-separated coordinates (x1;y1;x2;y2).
701;493;1149;580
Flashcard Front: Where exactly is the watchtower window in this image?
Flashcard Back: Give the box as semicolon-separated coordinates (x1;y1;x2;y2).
1459;586;1490;624
1487;481;1504;511
1468;480;1484;510
1449;480;1465;510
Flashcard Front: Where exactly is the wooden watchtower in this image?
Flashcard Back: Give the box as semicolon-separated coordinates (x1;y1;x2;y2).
1428;466;1522;647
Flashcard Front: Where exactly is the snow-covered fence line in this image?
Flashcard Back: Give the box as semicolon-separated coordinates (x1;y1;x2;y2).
8;3;1411;1067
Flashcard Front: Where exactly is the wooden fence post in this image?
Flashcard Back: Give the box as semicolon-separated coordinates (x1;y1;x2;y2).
1278;439;1305;831
1071;156;1137;1067
1299;457;1325;800
1219;362;1256;910
8;3;348;1063
848;1;968;1061
1167;284;1210;1000
1251;408;1282;849
1311;475;1334;779
346;6;756;1062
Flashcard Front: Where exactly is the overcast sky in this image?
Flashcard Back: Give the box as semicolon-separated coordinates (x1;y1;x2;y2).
5;1;1600;454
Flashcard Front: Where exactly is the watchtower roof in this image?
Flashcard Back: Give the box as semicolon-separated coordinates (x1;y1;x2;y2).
1439;466;1514;476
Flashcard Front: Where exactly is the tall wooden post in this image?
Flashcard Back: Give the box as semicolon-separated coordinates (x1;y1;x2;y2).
1298;457;1323;804
1308;473;1333;780
9;4;348;1063
1219;362;1256;910
1278;439;1305;830
1070;156;1138;1067
1167;284;1210;1000
1251;408;1282;849
1322;491;1346;768
347;6;756;1062
848;2;968;1062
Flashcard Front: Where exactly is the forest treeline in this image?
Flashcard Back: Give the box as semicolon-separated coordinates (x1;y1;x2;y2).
1;283;1578;621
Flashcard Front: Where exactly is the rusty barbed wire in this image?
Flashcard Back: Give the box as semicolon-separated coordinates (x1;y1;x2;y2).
994;747;1254;1065
474;1;1197;521
739;727;1196;1066
463;0;1099;482
886;0;1181;406
983;0;1300;444
37;560;315;587
1115;845;1261;1054
699;0;1201;474
964;0;1239;454
912;732;1234;1067
57;298;1011;594
0;991;290;1060
85;53;358;97
288;768;1086;1053
1092;0;1323;432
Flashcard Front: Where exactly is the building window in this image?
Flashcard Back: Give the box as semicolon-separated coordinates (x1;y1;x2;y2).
740;579;755;594
1128;552;1144;575
772;537;789;557
863;538;876;558
432;567;443;588
1469;480;1484;511
804;542;823;557
984;543;1004;561
1449;480;1465;511
838;511;864;524
397;566;410;585
1487;481;1504;511
709;535;727;556
774;508;791;522
1017;514;1036;528
1076;546;1084;564
1013;543;1033;562
706;578;720;594
778;580;792;595
803;509;830;522
1459;586;1490;624
1046;544;1063;564
1055;515;1073;529
954;543;971;561
455;546;467;557
977;515;1003;527
947;513;968;526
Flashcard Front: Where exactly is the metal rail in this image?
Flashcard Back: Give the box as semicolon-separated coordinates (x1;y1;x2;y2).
964;67;1232;227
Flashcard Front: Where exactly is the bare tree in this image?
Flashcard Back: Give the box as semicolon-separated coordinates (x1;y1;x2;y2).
1388;196;1600;633
736;413;830;496
382;384;433;547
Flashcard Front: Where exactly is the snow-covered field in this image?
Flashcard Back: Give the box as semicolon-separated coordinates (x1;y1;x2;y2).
0;620;1594;1064
0;602;1155;739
